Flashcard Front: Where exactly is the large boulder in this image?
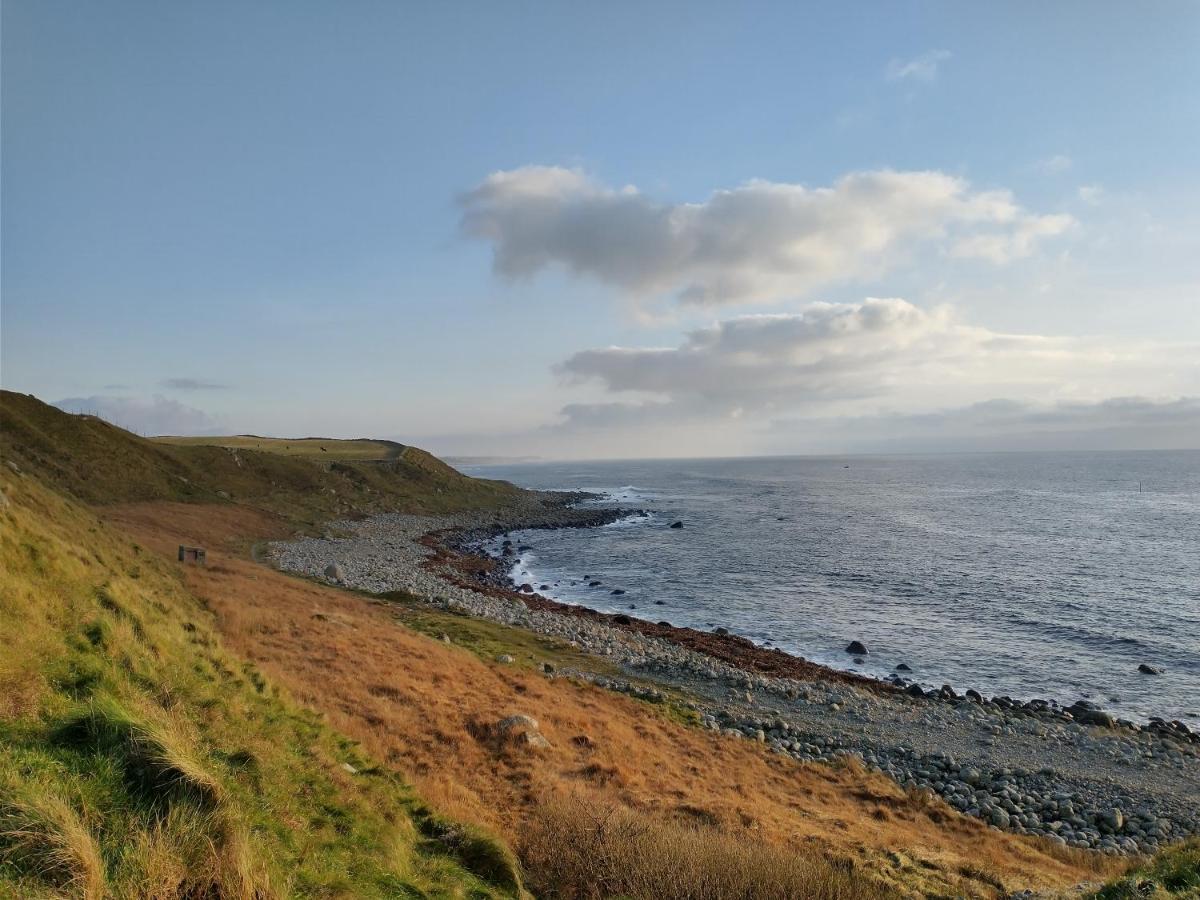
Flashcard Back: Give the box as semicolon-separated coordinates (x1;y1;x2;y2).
496;714;550;749
324;562;346;583
1068;702;1115;727
1099;808;1125;834
845;640;869;655
497;714;539;733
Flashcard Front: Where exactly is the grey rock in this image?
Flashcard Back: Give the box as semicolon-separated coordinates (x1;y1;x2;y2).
497;714;539;732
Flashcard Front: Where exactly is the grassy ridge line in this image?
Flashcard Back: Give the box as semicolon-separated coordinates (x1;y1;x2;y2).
152;435;405;461
0;391;520;520
0;466;523;898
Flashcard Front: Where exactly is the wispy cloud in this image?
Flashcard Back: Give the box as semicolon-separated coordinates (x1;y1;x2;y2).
1078;184;1105;205
885;49;951;83
162;377;230;391
1034;154;1073;175
54;395;223;436
461;167;1073;307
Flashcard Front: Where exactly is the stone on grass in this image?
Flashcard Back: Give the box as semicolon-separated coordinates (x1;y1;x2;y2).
497;714;539;733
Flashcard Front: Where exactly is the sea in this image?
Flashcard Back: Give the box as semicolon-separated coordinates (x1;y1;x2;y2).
461;451;1200;724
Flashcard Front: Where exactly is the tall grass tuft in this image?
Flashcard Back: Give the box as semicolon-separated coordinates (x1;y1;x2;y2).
54;693;225;810
520;793;886;900
1094;838;1200;898
0;781;106;899
122;805;272;900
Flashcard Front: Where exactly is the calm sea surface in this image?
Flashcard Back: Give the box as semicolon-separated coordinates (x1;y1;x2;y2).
463;452;1200;723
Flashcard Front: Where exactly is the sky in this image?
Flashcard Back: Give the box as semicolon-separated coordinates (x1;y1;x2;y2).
3;1;1199;458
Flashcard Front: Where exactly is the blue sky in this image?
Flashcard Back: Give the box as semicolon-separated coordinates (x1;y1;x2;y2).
3;1;1198;456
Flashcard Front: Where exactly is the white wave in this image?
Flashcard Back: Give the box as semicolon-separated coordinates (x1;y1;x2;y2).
585;485;654;504
603;511;655;529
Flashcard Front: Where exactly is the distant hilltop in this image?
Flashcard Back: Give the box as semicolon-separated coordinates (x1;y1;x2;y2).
0;390;522;516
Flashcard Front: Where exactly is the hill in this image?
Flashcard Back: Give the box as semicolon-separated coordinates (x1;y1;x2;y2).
0;391;520;523
2;390;1193;899
0;460;522;898
152;435;406;461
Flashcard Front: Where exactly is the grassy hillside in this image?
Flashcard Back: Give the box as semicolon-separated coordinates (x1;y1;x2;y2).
0;391;519;522
0;465;522;899
153;435;405;461
3;390;1193;898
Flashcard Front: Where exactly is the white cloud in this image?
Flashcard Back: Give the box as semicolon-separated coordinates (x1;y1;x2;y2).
885;49;951;82
1034;154;1073;175
950;213;1076;263
1078;184;1105;205
554;298;1198;426
53;395;222;436
461;167;1074;307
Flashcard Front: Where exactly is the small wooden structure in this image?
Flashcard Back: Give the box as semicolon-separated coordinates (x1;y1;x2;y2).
178;545;207;565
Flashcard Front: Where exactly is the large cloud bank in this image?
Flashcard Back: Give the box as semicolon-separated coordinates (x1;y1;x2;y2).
556;298;1173;419
461;167;1073;306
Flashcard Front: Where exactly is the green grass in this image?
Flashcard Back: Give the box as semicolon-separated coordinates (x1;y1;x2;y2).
0;466;523;899
153;435;405;461
0;390;522;521
382;591;701;729
384;590;625;676
1095;840;1200;899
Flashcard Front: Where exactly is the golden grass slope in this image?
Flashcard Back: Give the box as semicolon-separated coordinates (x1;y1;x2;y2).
0;466;522;898
106;498;1123;899
0;390;519;520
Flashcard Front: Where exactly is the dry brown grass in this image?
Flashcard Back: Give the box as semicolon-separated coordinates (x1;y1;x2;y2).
106;500;1123;898
522;792;884;899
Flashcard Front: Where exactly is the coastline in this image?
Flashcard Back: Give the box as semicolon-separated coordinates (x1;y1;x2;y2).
443;504;1196;738
270;493;1200;857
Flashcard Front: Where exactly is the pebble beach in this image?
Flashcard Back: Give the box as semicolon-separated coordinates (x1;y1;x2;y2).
270;496;1200;858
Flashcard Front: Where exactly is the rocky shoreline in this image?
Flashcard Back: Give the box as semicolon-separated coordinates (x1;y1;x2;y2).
270;494;1200;857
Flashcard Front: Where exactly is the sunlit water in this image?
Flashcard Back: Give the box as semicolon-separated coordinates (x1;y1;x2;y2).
463;452;1200;723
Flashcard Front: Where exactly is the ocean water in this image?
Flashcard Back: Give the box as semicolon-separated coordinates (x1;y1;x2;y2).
462;452;1200;723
